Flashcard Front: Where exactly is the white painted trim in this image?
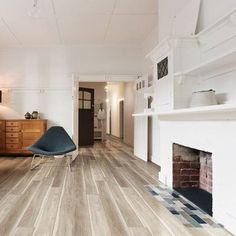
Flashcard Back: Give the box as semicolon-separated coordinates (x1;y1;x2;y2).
157;103;236;117
196;8;236;37
71;74;79;161
77;74;138;82
174;48;236;77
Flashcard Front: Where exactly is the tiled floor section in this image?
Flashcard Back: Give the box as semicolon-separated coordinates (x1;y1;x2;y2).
148;185;223;229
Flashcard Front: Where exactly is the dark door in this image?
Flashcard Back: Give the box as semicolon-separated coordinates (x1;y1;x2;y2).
79;87;94;146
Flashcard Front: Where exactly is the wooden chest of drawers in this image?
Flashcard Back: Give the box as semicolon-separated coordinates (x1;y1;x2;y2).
0;120;47;154
5;120;21;153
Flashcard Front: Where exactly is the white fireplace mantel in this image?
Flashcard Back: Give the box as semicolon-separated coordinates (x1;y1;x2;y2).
146;9;236;235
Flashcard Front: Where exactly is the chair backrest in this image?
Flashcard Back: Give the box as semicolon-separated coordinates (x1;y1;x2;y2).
33;126;76;152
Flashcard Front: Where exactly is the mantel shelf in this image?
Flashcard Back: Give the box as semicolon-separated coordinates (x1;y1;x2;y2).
174;48;236;78
157;104;236;116
132;112;157;117
137;86;154;94
133;104;236;118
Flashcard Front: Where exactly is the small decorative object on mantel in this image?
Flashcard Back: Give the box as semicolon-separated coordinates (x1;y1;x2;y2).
24;112;32;119
189;89;218;108
148;96;153;109
31;111;39;119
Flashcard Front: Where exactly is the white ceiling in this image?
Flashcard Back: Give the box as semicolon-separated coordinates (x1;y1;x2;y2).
0;0;158;47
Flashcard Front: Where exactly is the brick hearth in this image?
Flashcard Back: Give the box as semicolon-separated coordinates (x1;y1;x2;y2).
173;144;212;194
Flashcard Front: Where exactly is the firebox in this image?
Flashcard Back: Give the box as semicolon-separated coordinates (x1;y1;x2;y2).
173;143;213;216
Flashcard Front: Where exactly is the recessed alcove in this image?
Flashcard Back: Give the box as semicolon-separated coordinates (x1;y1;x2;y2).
173;143;213;215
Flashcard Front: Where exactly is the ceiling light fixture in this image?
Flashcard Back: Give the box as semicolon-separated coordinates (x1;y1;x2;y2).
104;86;109;93
28;0;41;18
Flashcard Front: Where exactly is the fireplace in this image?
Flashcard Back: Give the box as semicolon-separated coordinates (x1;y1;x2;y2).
173;143;213;215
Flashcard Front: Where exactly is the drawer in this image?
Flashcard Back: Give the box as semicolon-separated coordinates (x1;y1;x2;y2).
6;144;20;150
6;127;20;132
22;132;41;140
6;138;20;144
6;133;20;138
21;121;45;131
22;139;36;148
6;121;20;127
0;137;5;149
0;124;5;131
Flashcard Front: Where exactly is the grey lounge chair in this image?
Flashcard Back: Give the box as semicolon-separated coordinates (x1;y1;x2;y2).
28;126;77;170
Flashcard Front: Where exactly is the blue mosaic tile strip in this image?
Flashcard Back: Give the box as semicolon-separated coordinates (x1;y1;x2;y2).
147;185;223;228
184;203;197;211
190;214;207;224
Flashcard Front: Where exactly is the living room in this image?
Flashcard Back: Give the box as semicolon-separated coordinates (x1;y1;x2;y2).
0;0;236;235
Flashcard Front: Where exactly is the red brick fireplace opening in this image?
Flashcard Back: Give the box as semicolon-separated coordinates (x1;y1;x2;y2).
173;143;213;215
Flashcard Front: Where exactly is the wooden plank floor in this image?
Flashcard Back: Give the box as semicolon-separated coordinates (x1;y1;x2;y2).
0;138;232;236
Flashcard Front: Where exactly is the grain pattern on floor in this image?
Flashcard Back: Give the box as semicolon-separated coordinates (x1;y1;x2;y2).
0;140;232;236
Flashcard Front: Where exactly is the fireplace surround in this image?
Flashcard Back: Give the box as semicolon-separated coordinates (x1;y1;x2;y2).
145;9;236;234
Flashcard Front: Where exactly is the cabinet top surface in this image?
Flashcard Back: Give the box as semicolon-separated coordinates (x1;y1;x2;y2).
0;119;47;121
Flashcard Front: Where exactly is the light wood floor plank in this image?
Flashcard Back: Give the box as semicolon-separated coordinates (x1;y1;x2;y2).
122;187;172;236
0;181;40;235
83;155;98;195
87;194;111;236
106;179;143;228
129;227;152;236
13;227;35;236
18;177;53;227
97;181;129;236
33;164;67;236
33;186;63;236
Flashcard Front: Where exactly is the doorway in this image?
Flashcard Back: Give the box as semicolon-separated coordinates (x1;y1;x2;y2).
79;87;94;146
72;75;137;150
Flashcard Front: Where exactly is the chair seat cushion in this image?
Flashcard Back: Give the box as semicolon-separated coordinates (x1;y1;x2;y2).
28;145;76;156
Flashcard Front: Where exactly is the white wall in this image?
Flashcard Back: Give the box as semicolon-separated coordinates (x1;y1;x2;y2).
107;82;124;138
197;0;236;31
158;0;190;41
0;45;143;135
142;26;158;76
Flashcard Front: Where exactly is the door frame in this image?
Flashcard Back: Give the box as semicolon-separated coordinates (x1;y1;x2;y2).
72;74;137;150
71;74;79;161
